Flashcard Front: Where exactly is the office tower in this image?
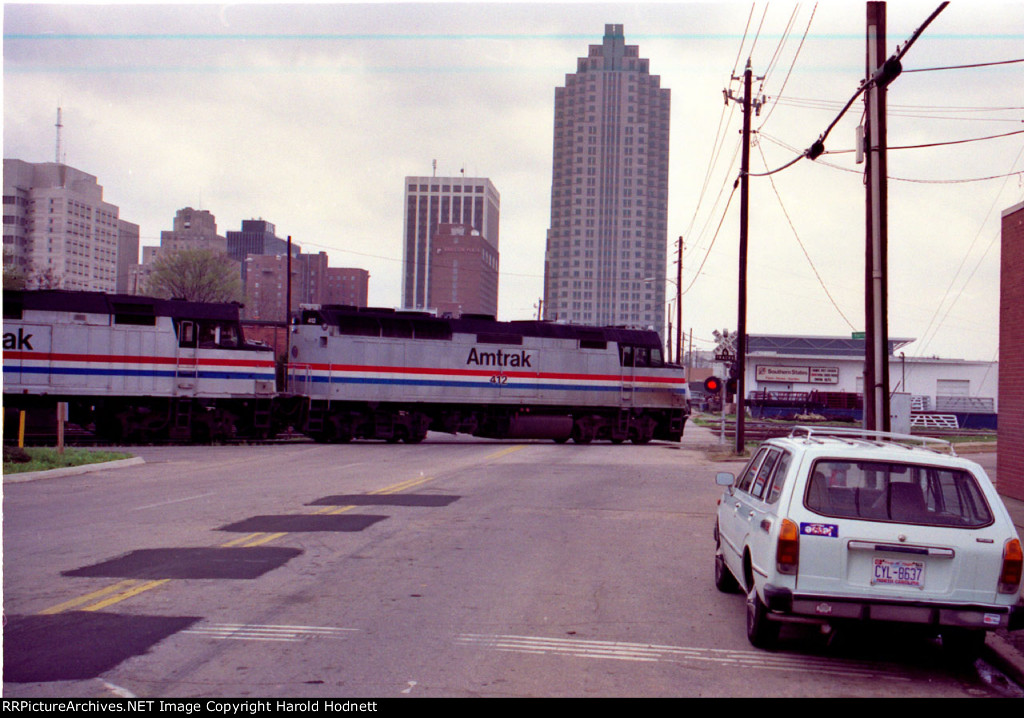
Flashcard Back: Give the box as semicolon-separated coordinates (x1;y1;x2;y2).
227;218;297;283
3;159;130;292
160;207;227;255
402;176;499;311
116;220;139;293
429;223;499;317
544;24;671;334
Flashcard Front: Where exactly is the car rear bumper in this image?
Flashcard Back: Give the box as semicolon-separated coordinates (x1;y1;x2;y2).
763;583;1023;630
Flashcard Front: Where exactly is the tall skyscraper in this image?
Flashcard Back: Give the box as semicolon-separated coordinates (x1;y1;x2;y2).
3;159;135;292
402;176;499;311
544;24;671;335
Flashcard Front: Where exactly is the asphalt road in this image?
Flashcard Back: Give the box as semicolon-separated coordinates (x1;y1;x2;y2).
3;435;1021;698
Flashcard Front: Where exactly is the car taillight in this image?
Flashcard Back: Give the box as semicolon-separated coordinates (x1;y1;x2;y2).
777;518;799;575
999;538;1023;594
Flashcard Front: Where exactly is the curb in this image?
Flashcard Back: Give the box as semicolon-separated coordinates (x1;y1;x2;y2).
3;456;145;483
986;633;1024;687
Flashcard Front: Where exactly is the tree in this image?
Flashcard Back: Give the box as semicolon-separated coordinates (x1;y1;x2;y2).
144;248;244;303
3;263;27;290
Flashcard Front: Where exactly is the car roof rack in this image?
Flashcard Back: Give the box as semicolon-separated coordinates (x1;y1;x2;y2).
787;425;956;456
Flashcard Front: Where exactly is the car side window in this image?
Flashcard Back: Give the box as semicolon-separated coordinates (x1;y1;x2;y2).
737;448;768;494
750;449;781;500
764;451;793;504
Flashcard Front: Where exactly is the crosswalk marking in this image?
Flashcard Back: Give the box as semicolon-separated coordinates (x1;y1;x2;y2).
182;623;358;642
455;633;912;680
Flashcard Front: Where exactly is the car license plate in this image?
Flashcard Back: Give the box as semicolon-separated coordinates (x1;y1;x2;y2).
872;558;924;588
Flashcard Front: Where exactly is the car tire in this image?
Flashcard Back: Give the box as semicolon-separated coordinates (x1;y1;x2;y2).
714;553;740;594
746;585;780;650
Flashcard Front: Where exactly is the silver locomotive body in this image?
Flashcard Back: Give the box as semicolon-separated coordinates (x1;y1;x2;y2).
3;289;280;442
288;306;689;443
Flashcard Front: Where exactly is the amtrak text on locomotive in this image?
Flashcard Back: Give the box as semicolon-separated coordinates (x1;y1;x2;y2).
3;328;34;351
465;347;534;368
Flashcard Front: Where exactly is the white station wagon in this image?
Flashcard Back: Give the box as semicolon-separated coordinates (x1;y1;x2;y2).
713;426;1023;658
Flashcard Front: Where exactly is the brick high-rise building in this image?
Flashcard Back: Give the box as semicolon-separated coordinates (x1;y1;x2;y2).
245;251;329;322
325;267;369;307
429;223;498;318
402;176;499;310
543;24;671;334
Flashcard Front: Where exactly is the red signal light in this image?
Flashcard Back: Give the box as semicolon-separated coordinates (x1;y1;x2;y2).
704;377;723;394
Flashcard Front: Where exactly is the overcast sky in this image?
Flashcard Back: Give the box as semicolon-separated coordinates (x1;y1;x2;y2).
4;1;1022;362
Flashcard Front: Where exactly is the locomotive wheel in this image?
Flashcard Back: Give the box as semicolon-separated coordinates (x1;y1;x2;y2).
322;416;353;443
571;422;593;444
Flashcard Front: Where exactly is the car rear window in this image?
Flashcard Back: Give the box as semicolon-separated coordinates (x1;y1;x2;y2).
804;460;993;527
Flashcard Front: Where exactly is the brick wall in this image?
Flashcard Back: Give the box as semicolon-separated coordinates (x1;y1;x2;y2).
998;201;1024;500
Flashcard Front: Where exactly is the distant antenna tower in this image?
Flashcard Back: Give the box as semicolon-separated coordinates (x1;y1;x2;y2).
55;107;64;164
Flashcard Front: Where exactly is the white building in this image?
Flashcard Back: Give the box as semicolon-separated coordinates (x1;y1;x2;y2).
402;176;500;311
3;159;135;292
717;335;998;428
543;24;671;333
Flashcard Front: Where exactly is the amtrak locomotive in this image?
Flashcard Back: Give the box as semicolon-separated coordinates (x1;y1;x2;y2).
3;290;689;444
288;305;689;443
3;289;287;442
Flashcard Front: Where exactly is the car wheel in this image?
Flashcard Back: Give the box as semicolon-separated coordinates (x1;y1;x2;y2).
746;584;780;649
713;526;740;594
715;553;740;593
941;628;986;666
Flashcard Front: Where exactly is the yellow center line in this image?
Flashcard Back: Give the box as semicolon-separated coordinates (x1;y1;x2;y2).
37;579;143;615
237;532;288;548
485;445;527;461
220;532;267;547
374;476;434;494
80;579;171;612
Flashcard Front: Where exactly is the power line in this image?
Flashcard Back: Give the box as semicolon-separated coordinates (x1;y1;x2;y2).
681;183;738;297
756;142;857;330
757;3;818;130
903;57;1024;73
888;128;1024;150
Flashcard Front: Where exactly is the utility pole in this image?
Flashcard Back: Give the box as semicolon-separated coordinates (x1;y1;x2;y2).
675;235;683;366
864;2;894;432
286;235;293;391
725;59;764;454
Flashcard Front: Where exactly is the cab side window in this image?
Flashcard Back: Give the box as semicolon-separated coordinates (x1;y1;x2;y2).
177;320;197;348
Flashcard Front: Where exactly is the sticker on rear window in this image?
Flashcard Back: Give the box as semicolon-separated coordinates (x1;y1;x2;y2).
801;522;839;538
